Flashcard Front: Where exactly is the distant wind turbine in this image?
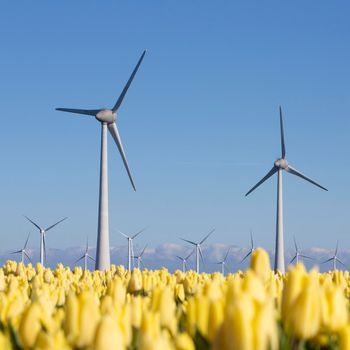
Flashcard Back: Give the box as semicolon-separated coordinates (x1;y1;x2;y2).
24;216;67;266
10;233;31;264
241;231;255;263
56;51;146;271
321;242;347;271
245;107;328;273
214;247;231;275
289;237;313;265
181;229;215;273
75;237;95;270
176;250;194;273
119;227;147;270
133;244;147;269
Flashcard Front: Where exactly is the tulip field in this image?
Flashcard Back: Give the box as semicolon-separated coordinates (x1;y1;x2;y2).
0;249;349;349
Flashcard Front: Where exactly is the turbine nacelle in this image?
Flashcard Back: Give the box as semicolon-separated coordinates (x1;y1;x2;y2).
95;109;116;124
274;158;288;169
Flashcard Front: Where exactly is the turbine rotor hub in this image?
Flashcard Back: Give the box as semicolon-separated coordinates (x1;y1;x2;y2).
274;158;289;169
95;109;116;124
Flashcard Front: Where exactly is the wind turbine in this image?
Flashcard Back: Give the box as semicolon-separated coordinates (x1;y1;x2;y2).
180;229;215;273
119;227;147;271
133;244;147;269
56;51;146;271
241;231;255;264
10;233;31;264
75;237;95;270
289;236;313;265
245;107;328;273
321;241;347;271
176;250;194;273
214;247;231;275
24;216;67;266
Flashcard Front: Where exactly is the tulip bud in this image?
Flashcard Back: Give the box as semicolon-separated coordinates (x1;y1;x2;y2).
250;248;271;282
175;333;195;350
19;303;42;348
93;315;125;350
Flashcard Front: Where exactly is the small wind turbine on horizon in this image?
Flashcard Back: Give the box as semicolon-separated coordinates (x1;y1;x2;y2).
214;247;231;275
24;216;67;266
56;51;146;271
10;233;31;264
241;231;255;264
180;229;215;273
75;237;95;271
245;107;328;273
289;237;313;265
133;244;147;269
321;242;347;271
176;250;194;273
119;227;147;270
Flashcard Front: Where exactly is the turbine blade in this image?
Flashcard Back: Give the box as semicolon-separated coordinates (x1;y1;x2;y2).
299;254;314;260
24;216;42;231
140;245;147;257
118;230;130;239
112;50;146;112
180;238;197;246
45;217;68;232
240;251;251;264
289;255;297;264
24;251;32;264
55;108;99;116
286;165;328;191
43;234;47;263
279;106;286;158
224;247;231;262
335;241;339;256
75;255;85;264
87;254;96;262
321;258;333;264
132;227;147;239
245;166;278;197
85;237;89;254
293;236;298;252
337;259;347;269
198;246;204;263
200;229;215;245
176;256;184;261
140;259;146;269
250;230;254;249
24;233;30;250
108;123;136;191
10;250;22;254
186;249;195;260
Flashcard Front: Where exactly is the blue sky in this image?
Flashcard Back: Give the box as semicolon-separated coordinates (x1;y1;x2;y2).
0;1;349;266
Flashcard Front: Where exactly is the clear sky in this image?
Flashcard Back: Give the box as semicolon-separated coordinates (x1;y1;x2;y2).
0;1;349;264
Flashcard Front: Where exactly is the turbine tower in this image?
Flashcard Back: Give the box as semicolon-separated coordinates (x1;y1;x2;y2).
56;51;146;270
241;231;255;264
25;216;67;266
181;229;215;274
133;244;147;269
322;242;346;271
214;247;231;275
245;107;328;273
289;236;313;265
176;250;194;273
75;237;95;270
119;227;147;271
10;233;31;264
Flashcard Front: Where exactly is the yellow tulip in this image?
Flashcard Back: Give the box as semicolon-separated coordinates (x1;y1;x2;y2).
250;248;271;282
19;302;42;348
94;315;125;350
175;333;195;350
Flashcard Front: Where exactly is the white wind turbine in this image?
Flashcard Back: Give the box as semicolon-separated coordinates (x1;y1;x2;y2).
245;107;328;273
181;229;215;273
289;236;313;265
25;216;67;266
240;231;255;264
75;237;95;270
133;244;147;269
56;51;146;271
10;233;32;264
214;247;231;275
176;250;194;273
321;242;347;271
119;227;147;271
